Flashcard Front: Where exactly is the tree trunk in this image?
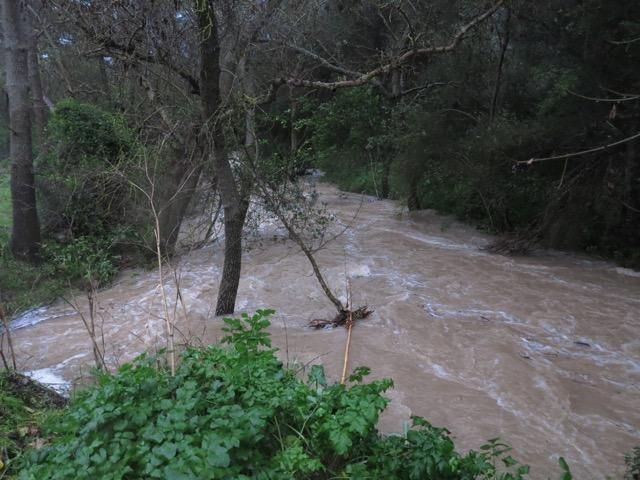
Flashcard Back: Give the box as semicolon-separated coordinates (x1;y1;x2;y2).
215;200;249;315
489;8;510;123
0;88;8;160
290;87;300;157
158;157;203;256
28;47;46;138
198;0;247;315
2;0;41;262
623;120;638;236
25;6;46;139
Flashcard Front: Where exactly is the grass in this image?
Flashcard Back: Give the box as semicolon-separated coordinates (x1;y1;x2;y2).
0;372;66;478
0;257;69;317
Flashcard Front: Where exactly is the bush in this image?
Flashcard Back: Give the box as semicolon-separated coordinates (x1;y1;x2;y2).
38;99;137;238
41;233;125;288
19;310;558;480
305;87;396;197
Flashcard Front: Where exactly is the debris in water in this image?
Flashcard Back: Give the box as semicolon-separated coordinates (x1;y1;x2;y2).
574;341;591;348
309;306;373;329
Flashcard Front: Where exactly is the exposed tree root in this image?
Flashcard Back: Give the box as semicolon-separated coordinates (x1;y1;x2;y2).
309;306;373;329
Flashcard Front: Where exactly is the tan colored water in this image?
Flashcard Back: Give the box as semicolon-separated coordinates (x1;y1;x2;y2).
10;185;640;479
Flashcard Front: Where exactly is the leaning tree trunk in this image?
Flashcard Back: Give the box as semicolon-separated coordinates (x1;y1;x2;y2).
1;0;41;262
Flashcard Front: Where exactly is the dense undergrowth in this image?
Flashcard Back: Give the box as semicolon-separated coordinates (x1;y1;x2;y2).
7;309;571;479
0;100;151;317
279;85;640;269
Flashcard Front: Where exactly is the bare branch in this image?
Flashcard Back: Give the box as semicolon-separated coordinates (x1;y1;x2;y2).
567;89;640;103
520;131;640;165
274;1;505;91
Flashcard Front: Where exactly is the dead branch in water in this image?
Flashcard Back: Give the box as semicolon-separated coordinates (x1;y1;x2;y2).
63;289;107;371
309;305;373;329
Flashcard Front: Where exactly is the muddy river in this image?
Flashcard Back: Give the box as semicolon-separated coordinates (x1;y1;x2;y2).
9;185;640;478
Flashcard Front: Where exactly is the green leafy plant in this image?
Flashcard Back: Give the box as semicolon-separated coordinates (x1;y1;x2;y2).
41;234;122;288
38;99;138;239
19;310;550;479
625;447;640;480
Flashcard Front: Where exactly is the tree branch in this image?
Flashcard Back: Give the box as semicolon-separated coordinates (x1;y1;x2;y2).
520;131;640;164
274;0;505;91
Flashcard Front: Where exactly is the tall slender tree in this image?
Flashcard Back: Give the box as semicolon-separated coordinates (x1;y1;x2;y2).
1;0;40;262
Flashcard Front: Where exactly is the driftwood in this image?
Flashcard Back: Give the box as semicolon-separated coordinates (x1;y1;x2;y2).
309;306;373;329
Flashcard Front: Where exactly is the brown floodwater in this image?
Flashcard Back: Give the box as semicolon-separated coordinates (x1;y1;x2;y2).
9;184;640;479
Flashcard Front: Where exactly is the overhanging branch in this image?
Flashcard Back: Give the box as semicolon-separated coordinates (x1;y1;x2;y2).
274;0;505;91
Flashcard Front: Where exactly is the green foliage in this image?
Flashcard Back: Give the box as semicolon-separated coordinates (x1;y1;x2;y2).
38;99;137;238
46;99;134;169
0;372;65;477
41;232;127;287
300;1;640;264
625;447;640;480
0;253;67;316
19;309;543;479
305;87;396;196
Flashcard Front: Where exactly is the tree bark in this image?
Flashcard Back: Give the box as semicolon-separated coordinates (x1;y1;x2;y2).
215;197;249;315
158;156;203;256
28;46;46;138
489;7;510;123
25;4;46;138
1;0;41;262
0;88;8;160
197;0;248;315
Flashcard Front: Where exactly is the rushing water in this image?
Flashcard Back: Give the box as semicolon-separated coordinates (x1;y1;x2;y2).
10;185;640;478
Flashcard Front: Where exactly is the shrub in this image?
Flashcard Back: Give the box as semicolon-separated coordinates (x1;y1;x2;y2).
41;234;124;288
38;99;137;238
305;87;396;197
19;309;553;479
